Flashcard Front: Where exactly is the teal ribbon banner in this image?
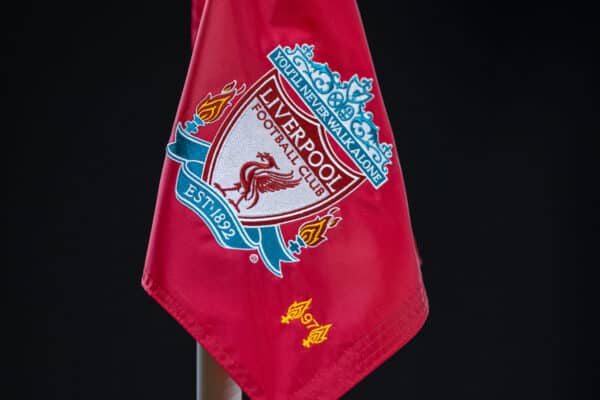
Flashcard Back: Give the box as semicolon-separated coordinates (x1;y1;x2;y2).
166;123;297;277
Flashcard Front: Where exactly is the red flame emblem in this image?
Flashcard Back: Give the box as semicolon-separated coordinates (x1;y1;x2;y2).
298;208;341;247
196;81;246;124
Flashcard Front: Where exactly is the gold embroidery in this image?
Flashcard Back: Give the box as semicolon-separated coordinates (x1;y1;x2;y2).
281;298;332;347
196;81;245;124
298;207;341;247
303;324;332;348
281;298;312;324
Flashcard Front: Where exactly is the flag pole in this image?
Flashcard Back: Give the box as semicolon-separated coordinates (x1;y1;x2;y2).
196;342;242;400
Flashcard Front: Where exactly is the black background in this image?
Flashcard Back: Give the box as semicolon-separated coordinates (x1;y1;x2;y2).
6;1;591;399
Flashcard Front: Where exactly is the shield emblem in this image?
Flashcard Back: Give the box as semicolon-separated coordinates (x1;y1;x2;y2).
203;70;364;226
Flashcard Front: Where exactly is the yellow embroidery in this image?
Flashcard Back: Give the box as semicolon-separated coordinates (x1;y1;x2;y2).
195;81;245;124
281;298;312;324
298;207;341;247
300;312;317;327
303;324;332;348
281;298;332;347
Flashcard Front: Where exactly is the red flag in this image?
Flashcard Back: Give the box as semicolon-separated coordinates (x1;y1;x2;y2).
143;1;428;398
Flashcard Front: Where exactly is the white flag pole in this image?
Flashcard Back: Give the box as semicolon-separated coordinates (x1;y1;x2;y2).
196;342;242;400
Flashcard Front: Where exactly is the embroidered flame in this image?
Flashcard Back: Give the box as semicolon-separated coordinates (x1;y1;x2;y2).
281;298;312;324
196;81;246;124
298;208;341;247
303;324;332;348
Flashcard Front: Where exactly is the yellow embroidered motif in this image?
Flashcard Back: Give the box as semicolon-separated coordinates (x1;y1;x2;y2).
281;298;332;347
298;207;341;247
281;298;312;324
195;81;245;124
303;324;332;348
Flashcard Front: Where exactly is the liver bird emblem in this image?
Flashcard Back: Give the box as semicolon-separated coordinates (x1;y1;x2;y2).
214;152;301;212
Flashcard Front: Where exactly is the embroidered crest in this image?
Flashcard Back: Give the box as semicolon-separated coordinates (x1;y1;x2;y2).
204;70;363;225
166;44;391;277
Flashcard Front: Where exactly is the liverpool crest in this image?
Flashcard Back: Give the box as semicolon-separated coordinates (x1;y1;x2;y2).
166;44;392;277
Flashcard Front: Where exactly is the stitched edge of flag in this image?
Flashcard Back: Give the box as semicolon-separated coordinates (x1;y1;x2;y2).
142;273;429;399
141;272;266;399
143;268;427;399
293;277;429;399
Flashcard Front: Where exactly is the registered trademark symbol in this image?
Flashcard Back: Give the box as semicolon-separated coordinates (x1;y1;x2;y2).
249;254;259;264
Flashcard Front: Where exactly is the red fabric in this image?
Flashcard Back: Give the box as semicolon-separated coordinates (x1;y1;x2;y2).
143;1;428;398
190;0;204;47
